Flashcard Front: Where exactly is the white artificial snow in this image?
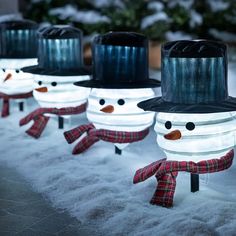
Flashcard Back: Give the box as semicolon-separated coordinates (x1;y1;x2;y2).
49;4;110;24
0;65;236;235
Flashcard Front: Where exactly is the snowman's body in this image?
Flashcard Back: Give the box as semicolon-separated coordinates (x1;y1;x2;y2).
155;112;236;162
87;88;156;149
33;74;91;109
0;59;37;95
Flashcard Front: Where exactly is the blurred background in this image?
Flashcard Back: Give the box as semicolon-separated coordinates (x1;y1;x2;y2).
1;0;236;68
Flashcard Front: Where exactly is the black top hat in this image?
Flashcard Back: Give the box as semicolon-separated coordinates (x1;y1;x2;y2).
74;32;160;88
0;19;38;58
138;40;236;113
22;25;91;76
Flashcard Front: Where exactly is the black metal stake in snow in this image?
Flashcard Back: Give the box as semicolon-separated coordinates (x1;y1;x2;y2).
19;102;24;111
115;146;122;155
191;173;199;192
58;116;64;129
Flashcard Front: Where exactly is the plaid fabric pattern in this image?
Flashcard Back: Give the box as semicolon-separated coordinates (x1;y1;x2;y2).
64;123;149;155
19;103;87;139
151;172;178;207
133;158;166;184
133;149;234;207
0;91;33;117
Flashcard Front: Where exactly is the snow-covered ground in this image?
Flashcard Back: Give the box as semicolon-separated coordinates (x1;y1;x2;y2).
0;63;236;236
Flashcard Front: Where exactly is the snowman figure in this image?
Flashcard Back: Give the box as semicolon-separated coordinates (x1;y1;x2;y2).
19;26;91;138
134;40;236;207
0;19;38;117
64;32;161;155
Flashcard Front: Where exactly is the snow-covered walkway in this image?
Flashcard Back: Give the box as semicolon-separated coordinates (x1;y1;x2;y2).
0;64;236;236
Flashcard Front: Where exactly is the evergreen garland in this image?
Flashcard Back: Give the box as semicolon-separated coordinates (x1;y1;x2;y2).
21;0;236;42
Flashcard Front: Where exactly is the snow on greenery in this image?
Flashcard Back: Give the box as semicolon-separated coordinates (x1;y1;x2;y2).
0;13;22;22
147;1;165;12
165;31;192;41
209;29;236;42
49;4;110;24
88;0;124;8
207;0;230;12
141;12;169;30
189;10;202;28
141;1;169;29
167;0;194;10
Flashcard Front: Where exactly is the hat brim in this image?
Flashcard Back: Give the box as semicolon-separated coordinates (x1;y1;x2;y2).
138;96;236;113
22;65;92;76
74;78;161;89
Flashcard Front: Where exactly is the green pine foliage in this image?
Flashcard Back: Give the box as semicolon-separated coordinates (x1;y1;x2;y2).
21;0;236;42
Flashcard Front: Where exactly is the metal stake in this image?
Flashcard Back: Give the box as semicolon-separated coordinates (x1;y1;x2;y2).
58;116;64;129
191;173;199;192
115;146;122;155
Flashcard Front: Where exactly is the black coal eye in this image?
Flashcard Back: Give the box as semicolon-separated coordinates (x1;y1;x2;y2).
38;81;42;85
99;99;105;105
186;122;195;131
51;82;57;86
117;99;125;105
2;69;5;72
165;121;172;129
15;69;20;73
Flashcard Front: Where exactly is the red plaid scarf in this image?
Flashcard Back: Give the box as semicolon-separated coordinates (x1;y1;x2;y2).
19;103;87;139
133;149;234;208
0;91;33;117
64;123;149;155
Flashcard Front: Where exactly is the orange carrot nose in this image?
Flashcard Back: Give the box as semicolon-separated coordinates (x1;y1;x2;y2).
100;105;114;113
164;130;182;140
35;87;48;93
4;73;12;82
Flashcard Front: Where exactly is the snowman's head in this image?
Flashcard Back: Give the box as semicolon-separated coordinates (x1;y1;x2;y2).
33;74;90;108
87;88;155;131
155;112;236;161
0;58;37;94
0;58;37;81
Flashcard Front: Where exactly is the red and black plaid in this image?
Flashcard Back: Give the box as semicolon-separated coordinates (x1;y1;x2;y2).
64;123;149;154
19;103;87;139
133;149;234;208
151;172;178;207
0;91;33;117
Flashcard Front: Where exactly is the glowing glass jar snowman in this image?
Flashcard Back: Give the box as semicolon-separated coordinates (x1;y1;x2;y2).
138;40;236;162
0;20;38;109
22;25;91;112
75;32;161;151
155;112;236;162
0;59;37;95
